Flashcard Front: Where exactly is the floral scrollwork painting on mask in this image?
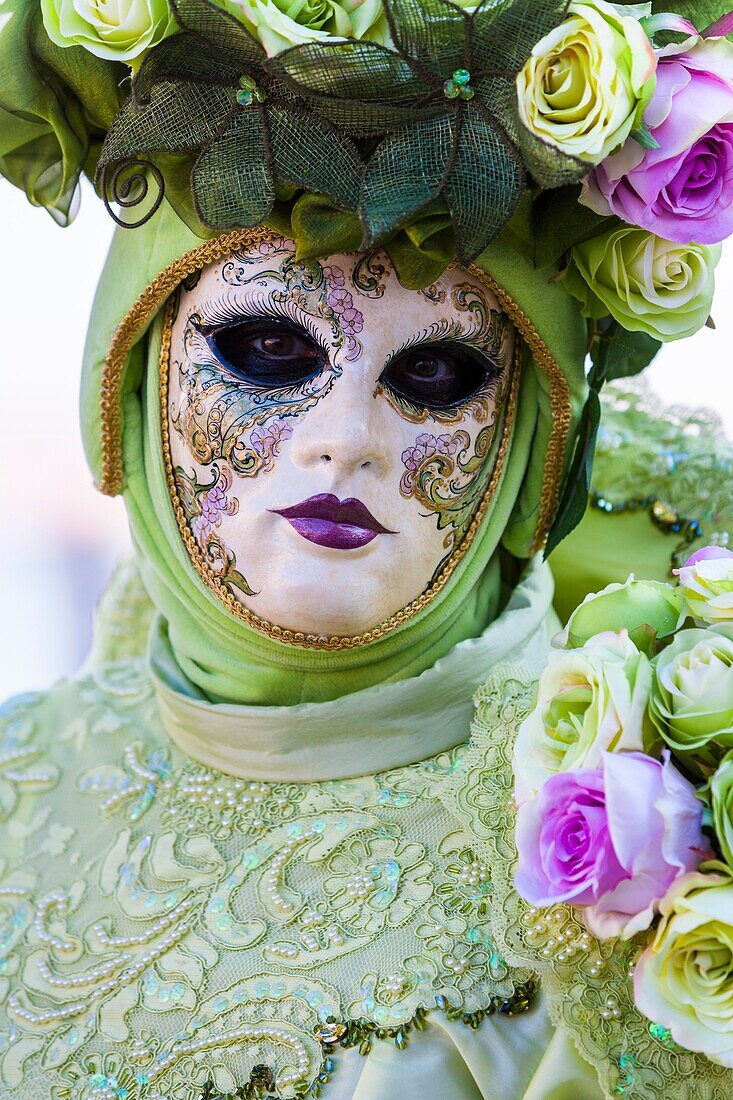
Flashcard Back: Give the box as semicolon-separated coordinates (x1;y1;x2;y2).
161;241;523;648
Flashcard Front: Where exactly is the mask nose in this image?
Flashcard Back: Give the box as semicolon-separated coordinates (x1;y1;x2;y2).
289;368;389;478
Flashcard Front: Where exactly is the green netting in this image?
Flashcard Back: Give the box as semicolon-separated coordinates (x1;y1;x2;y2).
445;100;522;262
268;105;362;209
192;106;274;228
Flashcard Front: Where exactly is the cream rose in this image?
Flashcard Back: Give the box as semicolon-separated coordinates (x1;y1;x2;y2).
513;630;652;803
650;625;733;759
675;547;733;626
41;0;174;63
563;227;721;341
634;869;733;1067
220;0;389;55
516;0;656;162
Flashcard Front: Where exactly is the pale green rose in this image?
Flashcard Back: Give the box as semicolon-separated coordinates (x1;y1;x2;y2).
558;575;685;651
564;227;721;341
675;550;733;626
650;625;733;762
516;0;656;163
513;629;652;802
710;752;733;867
41;0;175;62
220;0;389;55
634;868;733;1067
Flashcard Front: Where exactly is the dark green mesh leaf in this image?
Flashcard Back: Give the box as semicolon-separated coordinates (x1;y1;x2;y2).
132;34;244;102
268;105;361;210
384;0;467;76
444;101;523;262
360;114;455;245
471;0;569;74
98;82;233;168
170;0;263;64
476;76;586;189
268;42;440;136
192;106;273;229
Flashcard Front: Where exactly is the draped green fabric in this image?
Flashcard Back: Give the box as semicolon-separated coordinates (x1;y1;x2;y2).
81;201;587;706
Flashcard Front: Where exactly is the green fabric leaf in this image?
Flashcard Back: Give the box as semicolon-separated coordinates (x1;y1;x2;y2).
589;318;662;383
650;0;733;37
170;0;264;62
132;33;244;101
544;386;601;558
269;42;440;136
98;81;234;168
531;186;616;267
0;2;122;223
384;0;465;75
445;100;524;262
268;105;362;210
360;113;455;245
192;106;274;229
291;193;363;258
471;0;570;74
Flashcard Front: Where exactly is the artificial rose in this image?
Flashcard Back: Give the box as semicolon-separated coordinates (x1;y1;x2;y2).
650;624;733;759
634;868;733;1067
515;752;709;938
516;0;656;162
675;545;733;625
563;226;721;340
558;575;685;650
514;630;652;802
582;37;733;244
220;0;389;55
710;751;733;867
41;0;174;62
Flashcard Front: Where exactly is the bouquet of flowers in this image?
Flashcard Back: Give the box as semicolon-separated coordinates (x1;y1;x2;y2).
513;545;733;1067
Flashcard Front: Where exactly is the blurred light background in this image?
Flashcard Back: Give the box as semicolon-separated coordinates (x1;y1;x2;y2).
0;179;732;698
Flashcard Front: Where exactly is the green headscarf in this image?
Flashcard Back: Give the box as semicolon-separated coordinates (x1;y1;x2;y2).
81;202;587;706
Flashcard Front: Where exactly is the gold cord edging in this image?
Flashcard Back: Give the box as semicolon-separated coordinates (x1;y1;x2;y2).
159;296;521;650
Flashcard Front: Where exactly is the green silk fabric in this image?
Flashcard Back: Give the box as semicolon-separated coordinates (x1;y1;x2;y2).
81;202;587;706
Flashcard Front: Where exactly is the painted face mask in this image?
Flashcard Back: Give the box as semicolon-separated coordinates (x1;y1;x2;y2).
163;240;517;637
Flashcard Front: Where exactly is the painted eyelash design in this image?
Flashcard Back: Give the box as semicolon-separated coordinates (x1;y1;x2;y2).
184;291;331;369
381;320;505;378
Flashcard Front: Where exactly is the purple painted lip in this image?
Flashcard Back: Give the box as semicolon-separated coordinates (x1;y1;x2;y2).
270;493;396;550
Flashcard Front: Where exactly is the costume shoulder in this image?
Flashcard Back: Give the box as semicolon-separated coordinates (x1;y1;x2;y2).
86;556;156;667
551;380;733;623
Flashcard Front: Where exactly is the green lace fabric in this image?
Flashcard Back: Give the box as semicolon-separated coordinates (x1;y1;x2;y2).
456;665;733;1100
0;661;542;1100
592;380;733;564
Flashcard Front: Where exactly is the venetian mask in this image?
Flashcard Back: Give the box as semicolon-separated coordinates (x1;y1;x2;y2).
163;239;516;637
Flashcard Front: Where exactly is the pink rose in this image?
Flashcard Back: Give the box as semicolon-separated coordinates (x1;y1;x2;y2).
582;38;733;244
515;752;710;939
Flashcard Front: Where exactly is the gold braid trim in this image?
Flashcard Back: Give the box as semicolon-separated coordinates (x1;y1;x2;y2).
160;295;521;649
467;263;573;554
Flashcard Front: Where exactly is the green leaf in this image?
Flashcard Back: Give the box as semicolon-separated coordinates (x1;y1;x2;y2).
98;81;233;168
132;34;244;101
531;186;615;267
191;106;274;229
268;105;362;210
471;0;570;74
359;113;455;245
631;120;661;150
544;387;601;558
291;193;363;259
589;317;662;384
170;0;264;63
384;0;466;75
650;0;733;38
267;42;438;136
444;100;524;262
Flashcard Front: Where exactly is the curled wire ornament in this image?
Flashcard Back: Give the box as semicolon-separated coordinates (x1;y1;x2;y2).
100;159;165;229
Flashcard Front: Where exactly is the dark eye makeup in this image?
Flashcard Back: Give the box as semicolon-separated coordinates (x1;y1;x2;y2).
379;344;496;410
199;317;327;388
196;316;497;410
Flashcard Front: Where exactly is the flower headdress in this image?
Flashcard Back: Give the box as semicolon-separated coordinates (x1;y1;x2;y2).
1;0;732;551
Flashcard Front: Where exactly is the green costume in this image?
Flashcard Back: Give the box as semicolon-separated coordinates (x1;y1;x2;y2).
2;0;733;1096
